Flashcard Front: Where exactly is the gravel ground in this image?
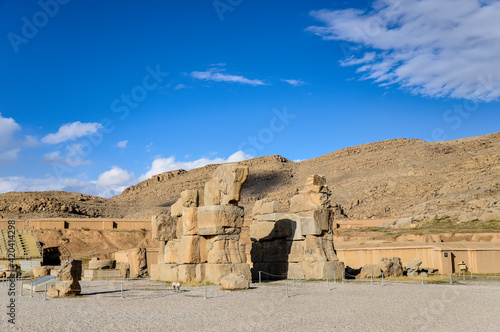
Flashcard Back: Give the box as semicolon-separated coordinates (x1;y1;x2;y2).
1;278;500;331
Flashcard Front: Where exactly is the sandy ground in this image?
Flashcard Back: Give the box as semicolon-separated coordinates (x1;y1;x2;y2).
1;278;500;331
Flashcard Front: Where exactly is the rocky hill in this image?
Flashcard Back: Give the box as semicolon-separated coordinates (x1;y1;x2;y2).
1;132;499;222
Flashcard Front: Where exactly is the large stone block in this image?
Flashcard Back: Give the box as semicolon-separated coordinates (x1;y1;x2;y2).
303;236;327;262
197;205;244;230
88;258;116;270
177;235;204;264
176;216;183;239
252;200;280;216
206;235;242;264
178;264;197;283
198;226;241;236
301;261;344;280
204;165;249;206
250;221;292;241
195;263;206;283
129;248;147;277
182;207;198;235
150;263;179;282
357;264;383;279
380;257;403;277
181;189;198;207
305;175;326;192
59;259;82;281
164;240;179;264
288;241;304;263
171;198;183;217
205;263;251;284
290;192;329;213
47;280;81;297
151;214;177;241
221;273;250;290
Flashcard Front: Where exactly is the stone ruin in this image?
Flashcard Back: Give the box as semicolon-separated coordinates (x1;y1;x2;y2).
250;175;345;280
151;164;251;284
47;259;82;297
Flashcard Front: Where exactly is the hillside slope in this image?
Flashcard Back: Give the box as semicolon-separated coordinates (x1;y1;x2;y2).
1;132;499;221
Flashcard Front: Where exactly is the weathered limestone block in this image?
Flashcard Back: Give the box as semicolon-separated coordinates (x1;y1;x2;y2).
176;216;183;239
357;264;383;279
197;205;244;231
152;214;177;241
196;263;206;283
380;257;403;277
197;189;205;207
164;240;179;264
301;261;345;280
47;259;82;297
290;188;330;213
177;235;205;264
298;210;330;236
205;263;251;284
181;189;199;207
303;236;327;262
198;226;241;236
150;263;179;282
305;175;326;192
171;198;183;217
182;207;198;235
130;248;147;277
206;235;242;264
204;165;249;206
322;234;338;261
59;259;82;281
89;258;116;270
33;266;51;278
250;220;293;241
47;280;81;297
252;199;280;216
221;273;250;290
178;264;197;283
239;243;247;264
288;241;304;263
406;258;423;273
117;262;130;278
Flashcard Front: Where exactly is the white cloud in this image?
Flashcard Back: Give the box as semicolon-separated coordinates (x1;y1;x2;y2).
145;142;153;152
175;84;187;90
281;79;306;86
191;67;267;86
116;140;128;149
0;149;20;163
97;166;135;187
41;145;91;167
0;166;136;198
42;121;103;144
139;150;253;181
308;0;500;101
0;113;21;147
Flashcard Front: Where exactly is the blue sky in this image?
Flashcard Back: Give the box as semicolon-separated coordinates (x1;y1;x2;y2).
1;0;499;197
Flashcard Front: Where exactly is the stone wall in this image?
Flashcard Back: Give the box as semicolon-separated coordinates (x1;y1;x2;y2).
250;175;344;280
151;164;251;284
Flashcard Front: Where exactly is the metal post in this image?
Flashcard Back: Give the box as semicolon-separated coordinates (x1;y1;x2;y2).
285;280;289;298
44;284;47;300
470;271;473;279
382;272;385;286
449;273;452;284
30;280;33;297
106;271;108;281
371;272;373;286
463;270;465;281
121;281;124;298
293;274;295;284
259;271;261;284
421;273;424;285
341;271;344;284
327;278;330;291
334;270;336;284
204;283;207;299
